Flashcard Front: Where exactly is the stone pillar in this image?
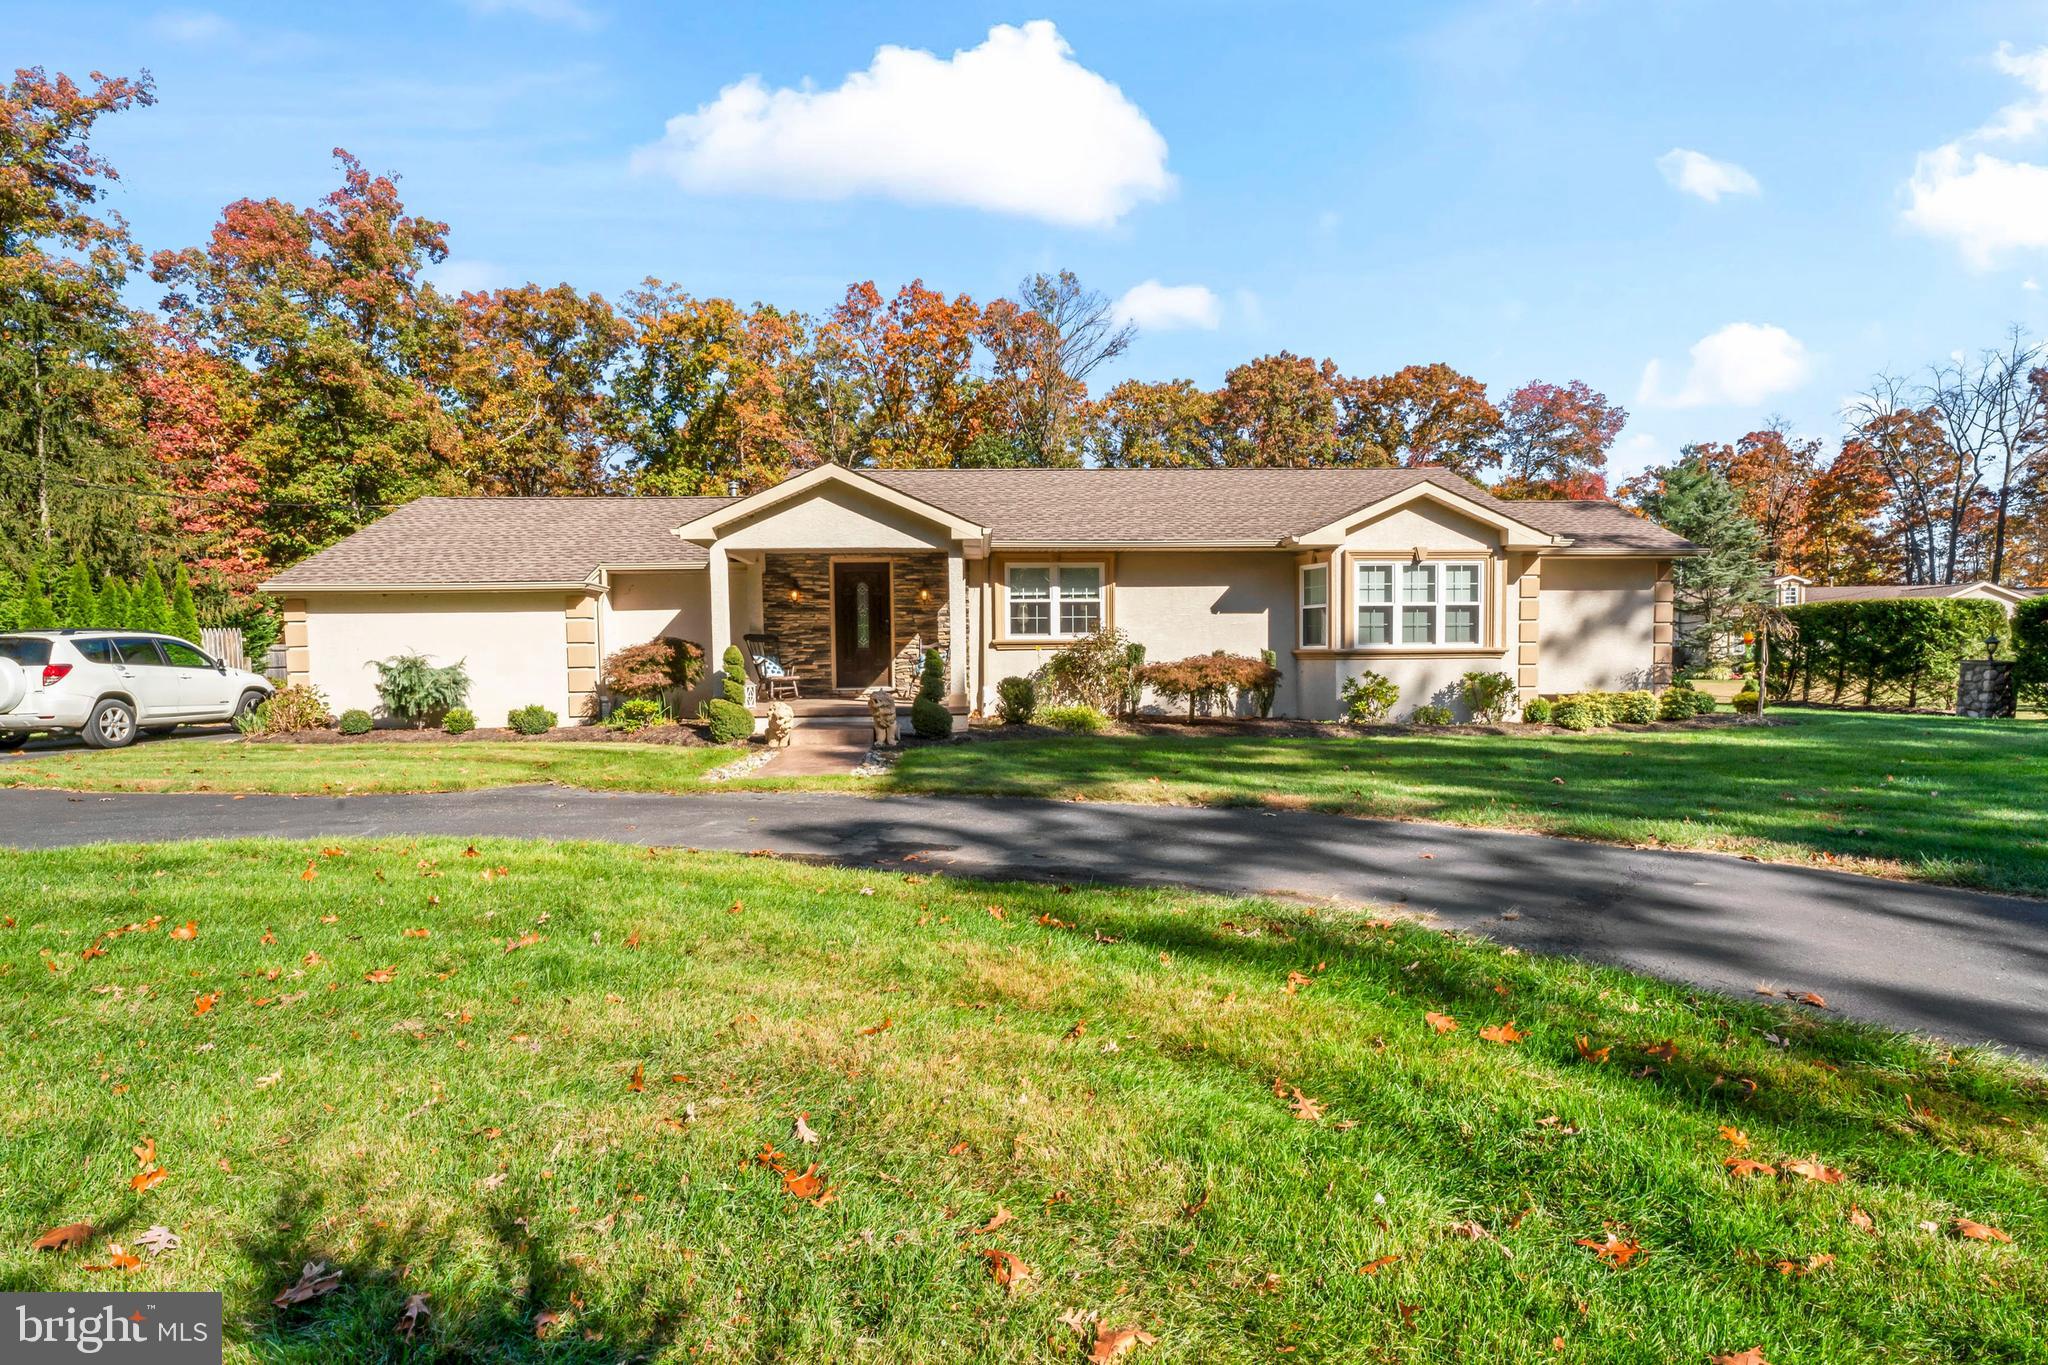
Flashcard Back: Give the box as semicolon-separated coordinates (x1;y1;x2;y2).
1956;659;2016;718
1516;560;1541;706
565;591;599;722
1652;562;1675;688
281;597;309;686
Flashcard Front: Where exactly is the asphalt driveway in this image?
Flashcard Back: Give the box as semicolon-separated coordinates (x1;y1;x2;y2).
3;785;2044;1057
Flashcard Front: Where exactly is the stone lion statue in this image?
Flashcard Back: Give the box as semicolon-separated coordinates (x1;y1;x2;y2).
763;700;796;749
866;687;899;747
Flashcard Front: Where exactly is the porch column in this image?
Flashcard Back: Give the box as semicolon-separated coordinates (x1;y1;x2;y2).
946;551;969;706
705;542;733;686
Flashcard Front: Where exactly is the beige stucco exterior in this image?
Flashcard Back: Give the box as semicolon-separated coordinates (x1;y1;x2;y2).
283;471;1684;726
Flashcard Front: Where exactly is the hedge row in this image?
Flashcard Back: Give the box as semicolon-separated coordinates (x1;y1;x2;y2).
1767;598;2009;709
2017;596;2048;713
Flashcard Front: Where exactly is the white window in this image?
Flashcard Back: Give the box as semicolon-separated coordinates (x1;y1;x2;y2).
1357;560;1485;648
1299;564;1329;648
1779;580;1800;606
1006;564;1104;639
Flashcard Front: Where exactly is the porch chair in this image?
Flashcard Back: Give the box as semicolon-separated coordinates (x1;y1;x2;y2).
743;632;802;701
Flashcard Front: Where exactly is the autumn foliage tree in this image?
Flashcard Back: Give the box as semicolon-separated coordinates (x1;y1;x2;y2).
1490;380;1623;499
1336;363;1500;475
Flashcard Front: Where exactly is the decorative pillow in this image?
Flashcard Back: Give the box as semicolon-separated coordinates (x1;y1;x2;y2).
755;656;785;678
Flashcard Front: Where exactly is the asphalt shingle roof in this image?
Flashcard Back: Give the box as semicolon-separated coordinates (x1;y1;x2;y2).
263;469;1695;590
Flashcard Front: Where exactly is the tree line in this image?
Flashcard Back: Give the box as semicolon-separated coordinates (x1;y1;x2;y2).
3;66;2044;642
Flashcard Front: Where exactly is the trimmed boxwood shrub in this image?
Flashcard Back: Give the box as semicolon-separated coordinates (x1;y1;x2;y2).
1689;688;1717;715
719;645;748;706
702;697;754;744
1521;696;1553;724
1612;690;1657;725
1551;698;1597;731
1731;688;1761;714
606;698;665;732
441;707;476;735
507;704;557;735
912;648;953;739
996;675;1037;725
1771;598;2008;709
337;708;373;736
2016;595;2048;713
1657;686;1698;721
1040;703;1110;733
1409;703;1455;727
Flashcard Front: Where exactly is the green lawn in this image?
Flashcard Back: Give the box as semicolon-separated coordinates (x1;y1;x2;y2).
0;739;736;794
877;709;2048;897
5;709;2044;896
1;840;2041;1363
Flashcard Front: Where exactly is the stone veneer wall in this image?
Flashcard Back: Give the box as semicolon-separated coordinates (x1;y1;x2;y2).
1956;659;2016;718
758;553;948;694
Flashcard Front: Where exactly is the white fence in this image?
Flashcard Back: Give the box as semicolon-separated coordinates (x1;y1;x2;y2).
200;626;248;672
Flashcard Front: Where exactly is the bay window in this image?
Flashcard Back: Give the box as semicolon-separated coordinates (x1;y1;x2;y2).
1006;564;1103;639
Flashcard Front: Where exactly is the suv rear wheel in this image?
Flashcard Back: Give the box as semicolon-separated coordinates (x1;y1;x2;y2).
236;690;267;723
82;698;137;750
0;732;27;752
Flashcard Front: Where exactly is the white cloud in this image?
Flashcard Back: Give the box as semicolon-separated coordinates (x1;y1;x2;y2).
631;21;1172;228
1607;432;1673;484
147;9;237;43
460;0;597;25
1655;148;1760;203
426;259;509;296
1904;43;2048;267
1112;280;1219;331
1638;323;1813;409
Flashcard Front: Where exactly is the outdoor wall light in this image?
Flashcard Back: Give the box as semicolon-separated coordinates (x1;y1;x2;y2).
787;588;801;603
1987;633;2001;660
917;588;932;603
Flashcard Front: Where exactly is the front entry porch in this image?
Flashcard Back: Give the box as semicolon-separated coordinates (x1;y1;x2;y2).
747;551;958;700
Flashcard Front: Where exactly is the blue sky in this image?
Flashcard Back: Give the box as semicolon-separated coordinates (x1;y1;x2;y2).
13;0;2048;481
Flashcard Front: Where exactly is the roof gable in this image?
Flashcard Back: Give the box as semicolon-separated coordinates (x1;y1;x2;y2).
670;465;988;546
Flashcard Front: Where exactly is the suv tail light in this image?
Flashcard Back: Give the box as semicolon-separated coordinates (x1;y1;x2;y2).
41;663;72;688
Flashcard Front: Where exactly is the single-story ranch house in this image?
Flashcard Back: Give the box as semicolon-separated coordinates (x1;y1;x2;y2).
262;465;1699;724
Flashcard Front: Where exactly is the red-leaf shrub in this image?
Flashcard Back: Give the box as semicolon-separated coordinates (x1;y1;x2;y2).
1138;652;1282;719
601;638;704;700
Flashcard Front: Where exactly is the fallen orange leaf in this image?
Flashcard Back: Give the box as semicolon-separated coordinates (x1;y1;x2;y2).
1717;1126;1749;1150
1709;1351;1770;1365
1478;1021;1527;1044
626;1063;645;1093
1782;1157;1845;1185
31;1222;94;1253
968;1207;1014;1236
1574;1035;1609;1064
980;1247;1032;1291
130;1166;167;1193
1357;1254;1400;1275
169;921;198;941
363;967;396;984
300;862;317;882
1424;1011;1458;1034
1953;1218;2012;1243
1724;1157;1777;1180
192;992;219;1016
1574;1234;1644;1268
1089;1325;1157;1363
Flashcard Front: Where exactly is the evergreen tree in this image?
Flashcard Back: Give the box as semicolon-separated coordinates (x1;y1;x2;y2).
0;565;18;631
57;555;95;628
135;564;169;634
19;563;57;630
98;577;131;629
168;563;203;644
1632;449;1768;668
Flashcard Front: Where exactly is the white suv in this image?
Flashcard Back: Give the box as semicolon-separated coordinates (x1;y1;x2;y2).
0;631;274;750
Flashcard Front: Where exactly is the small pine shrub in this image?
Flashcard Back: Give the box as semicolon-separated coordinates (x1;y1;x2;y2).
507;704;558;735
1551;699;1596;731
702;696;754;744
1339;671;1399;724
240;683;332;736
1612;690;1657;725
1409;703;1455;727
996;675;1037;725
913;649;953;738
370;653;470;727
1521;696;1553;724
605;698;666;732
1731;688;1761;714
441;707;476;735
337;709;373;736
1040;703;1110;734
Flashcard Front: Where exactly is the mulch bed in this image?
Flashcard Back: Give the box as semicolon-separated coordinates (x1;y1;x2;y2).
256;722;710;747
957;712;1766;742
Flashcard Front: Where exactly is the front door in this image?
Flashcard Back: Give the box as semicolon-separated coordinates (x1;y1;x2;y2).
832;562;893;689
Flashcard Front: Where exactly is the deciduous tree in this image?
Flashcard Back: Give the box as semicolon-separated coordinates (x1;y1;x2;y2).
1083;378;1219;467
1216;352;1339;467
1334;363;1499;474
1490;380;1623;499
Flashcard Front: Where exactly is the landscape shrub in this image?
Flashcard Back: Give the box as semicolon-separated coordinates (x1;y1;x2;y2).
441;707;476;735
1690;689;1718;715
601;638;704;700
719;645;748;706
912;648;953;739
1250;649;1281;718
996;675;1037;725
507;704;557;735
1138;651;1281;720
238;682;331;736
1550;698;1596;731
370;653;470;727
1558;692;1616;725
702;697;754;744
1040;703;1110;734
1731;688;1761;714
606;698;666;732
1612;690;1657;725
1034;627;1139;715
1657;686;1698;722
1772;598;2007;709
1409;703;1455;727
1457;670;1518;723
2016;596;2048;713
337;708;373;736
1521;696;1553;724
1339;671;1399;724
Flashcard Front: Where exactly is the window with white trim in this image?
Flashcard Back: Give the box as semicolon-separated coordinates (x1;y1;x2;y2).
1778;580;1800;606
1299;564;1329;648
1006;564;1103;639
1355;559;1486;648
